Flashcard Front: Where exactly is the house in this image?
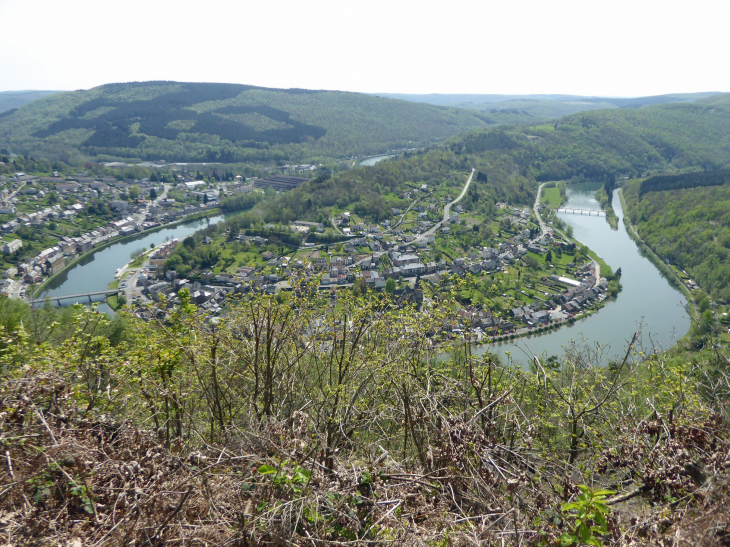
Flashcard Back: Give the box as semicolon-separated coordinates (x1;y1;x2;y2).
526;311;549;324
391;253;420;267
2;239;22;254
393;278;424;307
110;200;129;211
482;259;499;271
184;181;207;190
481;247;498;259
401;263;426;276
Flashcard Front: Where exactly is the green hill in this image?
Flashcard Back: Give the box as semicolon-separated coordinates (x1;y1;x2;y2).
0;81;494;163
375;92;722;124
451;93;730;180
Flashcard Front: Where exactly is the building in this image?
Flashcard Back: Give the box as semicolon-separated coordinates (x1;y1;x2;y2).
46;253;65;275
184;181;207;190
2;239;22;254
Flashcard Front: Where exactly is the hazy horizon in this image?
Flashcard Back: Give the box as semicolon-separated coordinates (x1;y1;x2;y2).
0;87;725;100
1;0;728;97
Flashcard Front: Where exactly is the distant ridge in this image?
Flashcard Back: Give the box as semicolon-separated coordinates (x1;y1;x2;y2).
0;90;62;113
373;92;723;121
0;81;494;163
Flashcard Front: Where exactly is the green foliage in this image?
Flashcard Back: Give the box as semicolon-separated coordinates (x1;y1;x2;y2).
452;94;730;182
623;180;730;301
0;81;492;163
257;462;312;494
560;486;614;546
639;169;730;198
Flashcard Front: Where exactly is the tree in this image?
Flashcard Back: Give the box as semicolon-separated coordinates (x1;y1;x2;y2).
117;295;127;308
524;255;539;270
149;188;157;199
204;193;209;204
545;249;553;263
129;185;140;201
385;277;396;294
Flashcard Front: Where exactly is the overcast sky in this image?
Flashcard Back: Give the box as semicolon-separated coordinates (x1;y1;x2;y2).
0;0;727;97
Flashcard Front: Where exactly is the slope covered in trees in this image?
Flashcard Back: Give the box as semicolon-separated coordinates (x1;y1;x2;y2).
638;169;730;197
452;93;730;182
623;179;730;302
0;81;494;163
375;91;721;124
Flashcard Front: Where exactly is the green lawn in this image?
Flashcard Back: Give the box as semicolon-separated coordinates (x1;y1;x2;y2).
541;187;561;206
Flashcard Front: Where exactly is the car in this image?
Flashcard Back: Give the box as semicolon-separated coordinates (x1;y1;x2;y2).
121;282;127;288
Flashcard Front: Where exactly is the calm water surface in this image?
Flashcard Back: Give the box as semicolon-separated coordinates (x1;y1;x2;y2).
359;154;396;166
478;182;691;366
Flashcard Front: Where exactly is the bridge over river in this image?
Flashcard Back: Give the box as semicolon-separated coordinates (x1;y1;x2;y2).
30;289;118;307
556;208;606;216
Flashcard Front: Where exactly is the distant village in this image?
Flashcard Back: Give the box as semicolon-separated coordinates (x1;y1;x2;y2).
0;169;255;298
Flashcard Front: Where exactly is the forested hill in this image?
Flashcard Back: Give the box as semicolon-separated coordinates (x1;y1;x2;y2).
0;81;494;163
374;91;722;124
450;93;730;181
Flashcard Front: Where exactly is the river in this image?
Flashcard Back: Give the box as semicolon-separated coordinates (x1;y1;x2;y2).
36;213;229;314
477;182;691;367
359;154;396;166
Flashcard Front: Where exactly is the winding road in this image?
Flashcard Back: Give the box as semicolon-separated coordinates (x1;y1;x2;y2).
534;182;549;235
413;168;475;244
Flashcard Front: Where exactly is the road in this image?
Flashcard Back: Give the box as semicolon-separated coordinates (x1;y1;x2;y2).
534;182;549;235
384;197;419;233
330;216;345;236
413;168;475;244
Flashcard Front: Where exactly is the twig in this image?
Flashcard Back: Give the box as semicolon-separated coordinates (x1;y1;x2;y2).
139;486;194;547
607;485;647;505
30;401;58;445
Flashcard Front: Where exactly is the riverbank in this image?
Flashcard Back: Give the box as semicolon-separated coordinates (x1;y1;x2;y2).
618;189;697;321
479;183;690;366
32;208;223;299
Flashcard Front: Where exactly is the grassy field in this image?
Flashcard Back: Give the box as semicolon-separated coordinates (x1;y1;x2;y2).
541;187;562;206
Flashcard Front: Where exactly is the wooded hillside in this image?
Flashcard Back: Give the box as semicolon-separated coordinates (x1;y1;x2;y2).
0;81;493;163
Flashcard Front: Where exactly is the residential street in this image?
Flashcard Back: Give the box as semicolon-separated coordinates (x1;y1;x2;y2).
414;168;475;244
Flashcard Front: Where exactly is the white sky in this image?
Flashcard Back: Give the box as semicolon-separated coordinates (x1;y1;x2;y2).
0;0;727;97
